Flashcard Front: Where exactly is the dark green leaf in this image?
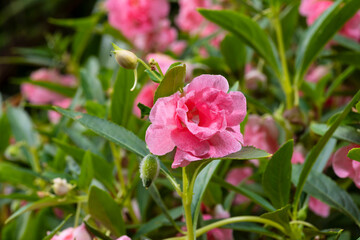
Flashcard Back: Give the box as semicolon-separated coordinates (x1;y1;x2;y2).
54;108;149;157
13;78;75;97
78;150;94;190
43;214;73;240
326;52;360;69
333;34;360;52
145;69;162;83
85;101;107;119
280;3;299;49
84;221;113;240
111;68;135;126
0;114;11;153
261;205;291;233
0;162;38;189
220;34;246;73
88;186;125;236
199;9;280;75
80;68;105;103
348;148;360;162
294;0;360;85
263;140;293;209
154;64;186;102
311;123;360;145
137;103;151;119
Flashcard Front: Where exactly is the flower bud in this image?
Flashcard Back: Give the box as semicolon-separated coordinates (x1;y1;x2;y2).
140;154;160;188
52;178;72;196
115;49;138;70
4;142;25;161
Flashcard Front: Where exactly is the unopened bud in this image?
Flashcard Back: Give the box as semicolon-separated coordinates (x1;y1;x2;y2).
115;49;138;70
140;154;160;188
4;142;25;161
148;58;156;71
52;178;72;196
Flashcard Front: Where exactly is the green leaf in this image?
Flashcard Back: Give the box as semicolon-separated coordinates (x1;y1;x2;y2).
85;100;107;119
6;196;86;223
7;106;38;146
333;34;360;52
218;222;282;239
199;9;280;76
88;186;125;236
154;64;186;102
53;139;115;192
263;140;293;209
80;68;105;104
220;34;246;73
211;146;271;161
212;175;275;212
293;165;360;227
294;0;360;85
261;205;291;233
0;114;11;154
191;160;221;232
84;221;113;240
326;52;360;69
78;150;94;191
145;69;162;83
137;103;151;119
14;78;76;97
311;123;360;145
0;162;38;189
53;108;149;157
348;148;360;162
111;68;135;126
42;214;73;240
133;207;183;239
280;3;299;49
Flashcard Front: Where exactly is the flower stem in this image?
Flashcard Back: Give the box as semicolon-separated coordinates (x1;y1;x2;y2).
272;6;293;109
74;201;82;228
182;166;195;240
137;58;162;83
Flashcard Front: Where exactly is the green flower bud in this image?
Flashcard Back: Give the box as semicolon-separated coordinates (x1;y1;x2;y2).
140;154;160;189
115;49;138;70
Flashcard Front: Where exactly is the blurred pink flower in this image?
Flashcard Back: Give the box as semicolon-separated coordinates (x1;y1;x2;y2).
133;82;158;118
245;64;267;90
51;224;91;240
146;74;246;168
106;0;176;51
332;143;360;188
203;205;233;240
117;236;131;240
21;69;76;105
244;115;279;154
48;98;72;124
170;40;187;56
300;0;360;42
305;65;329;83
225;167;253;204
308;197;330;218
291;147;306;164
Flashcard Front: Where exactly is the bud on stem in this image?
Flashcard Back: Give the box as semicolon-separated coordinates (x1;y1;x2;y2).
140;154;160;189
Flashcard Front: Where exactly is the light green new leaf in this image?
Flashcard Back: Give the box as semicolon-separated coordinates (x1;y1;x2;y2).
295;0;360;85
263;140;293;209
53;108;149;157
154;64;186;102
199;9;280;76
348;148;360;162
88;186;125;236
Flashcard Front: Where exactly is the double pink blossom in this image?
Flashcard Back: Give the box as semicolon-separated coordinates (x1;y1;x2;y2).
145;74;246;168
106;0;177;51
117;236;131;240
299;0;360;42
21;68;76;105
50;224;91;240
332;143;360;188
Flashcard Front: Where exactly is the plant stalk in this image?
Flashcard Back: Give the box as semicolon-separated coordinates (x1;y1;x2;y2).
182;166;195;240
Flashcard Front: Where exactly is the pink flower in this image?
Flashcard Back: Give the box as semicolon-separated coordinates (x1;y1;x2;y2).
291;146;306;164
305;65;329;83
203;205;233;240
117;236;131;240
300;0;360;42
170;40;187;56
48;98;72;123
244;115;279;154
245;65;267;90
308;197;330;218
51;224;91;240
332;144;360;188
106;0;176;51
21;69;76;105
145;75;246;168
226;167;253;204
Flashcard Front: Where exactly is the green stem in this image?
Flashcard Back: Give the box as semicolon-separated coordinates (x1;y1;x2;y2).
74;202;82;228
182;166;195;240
165;216;286;240
273;7;293;109
155;62;164;77
160;168;182;197
110;143;125;191
290;220;318;231
137;58;162;83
